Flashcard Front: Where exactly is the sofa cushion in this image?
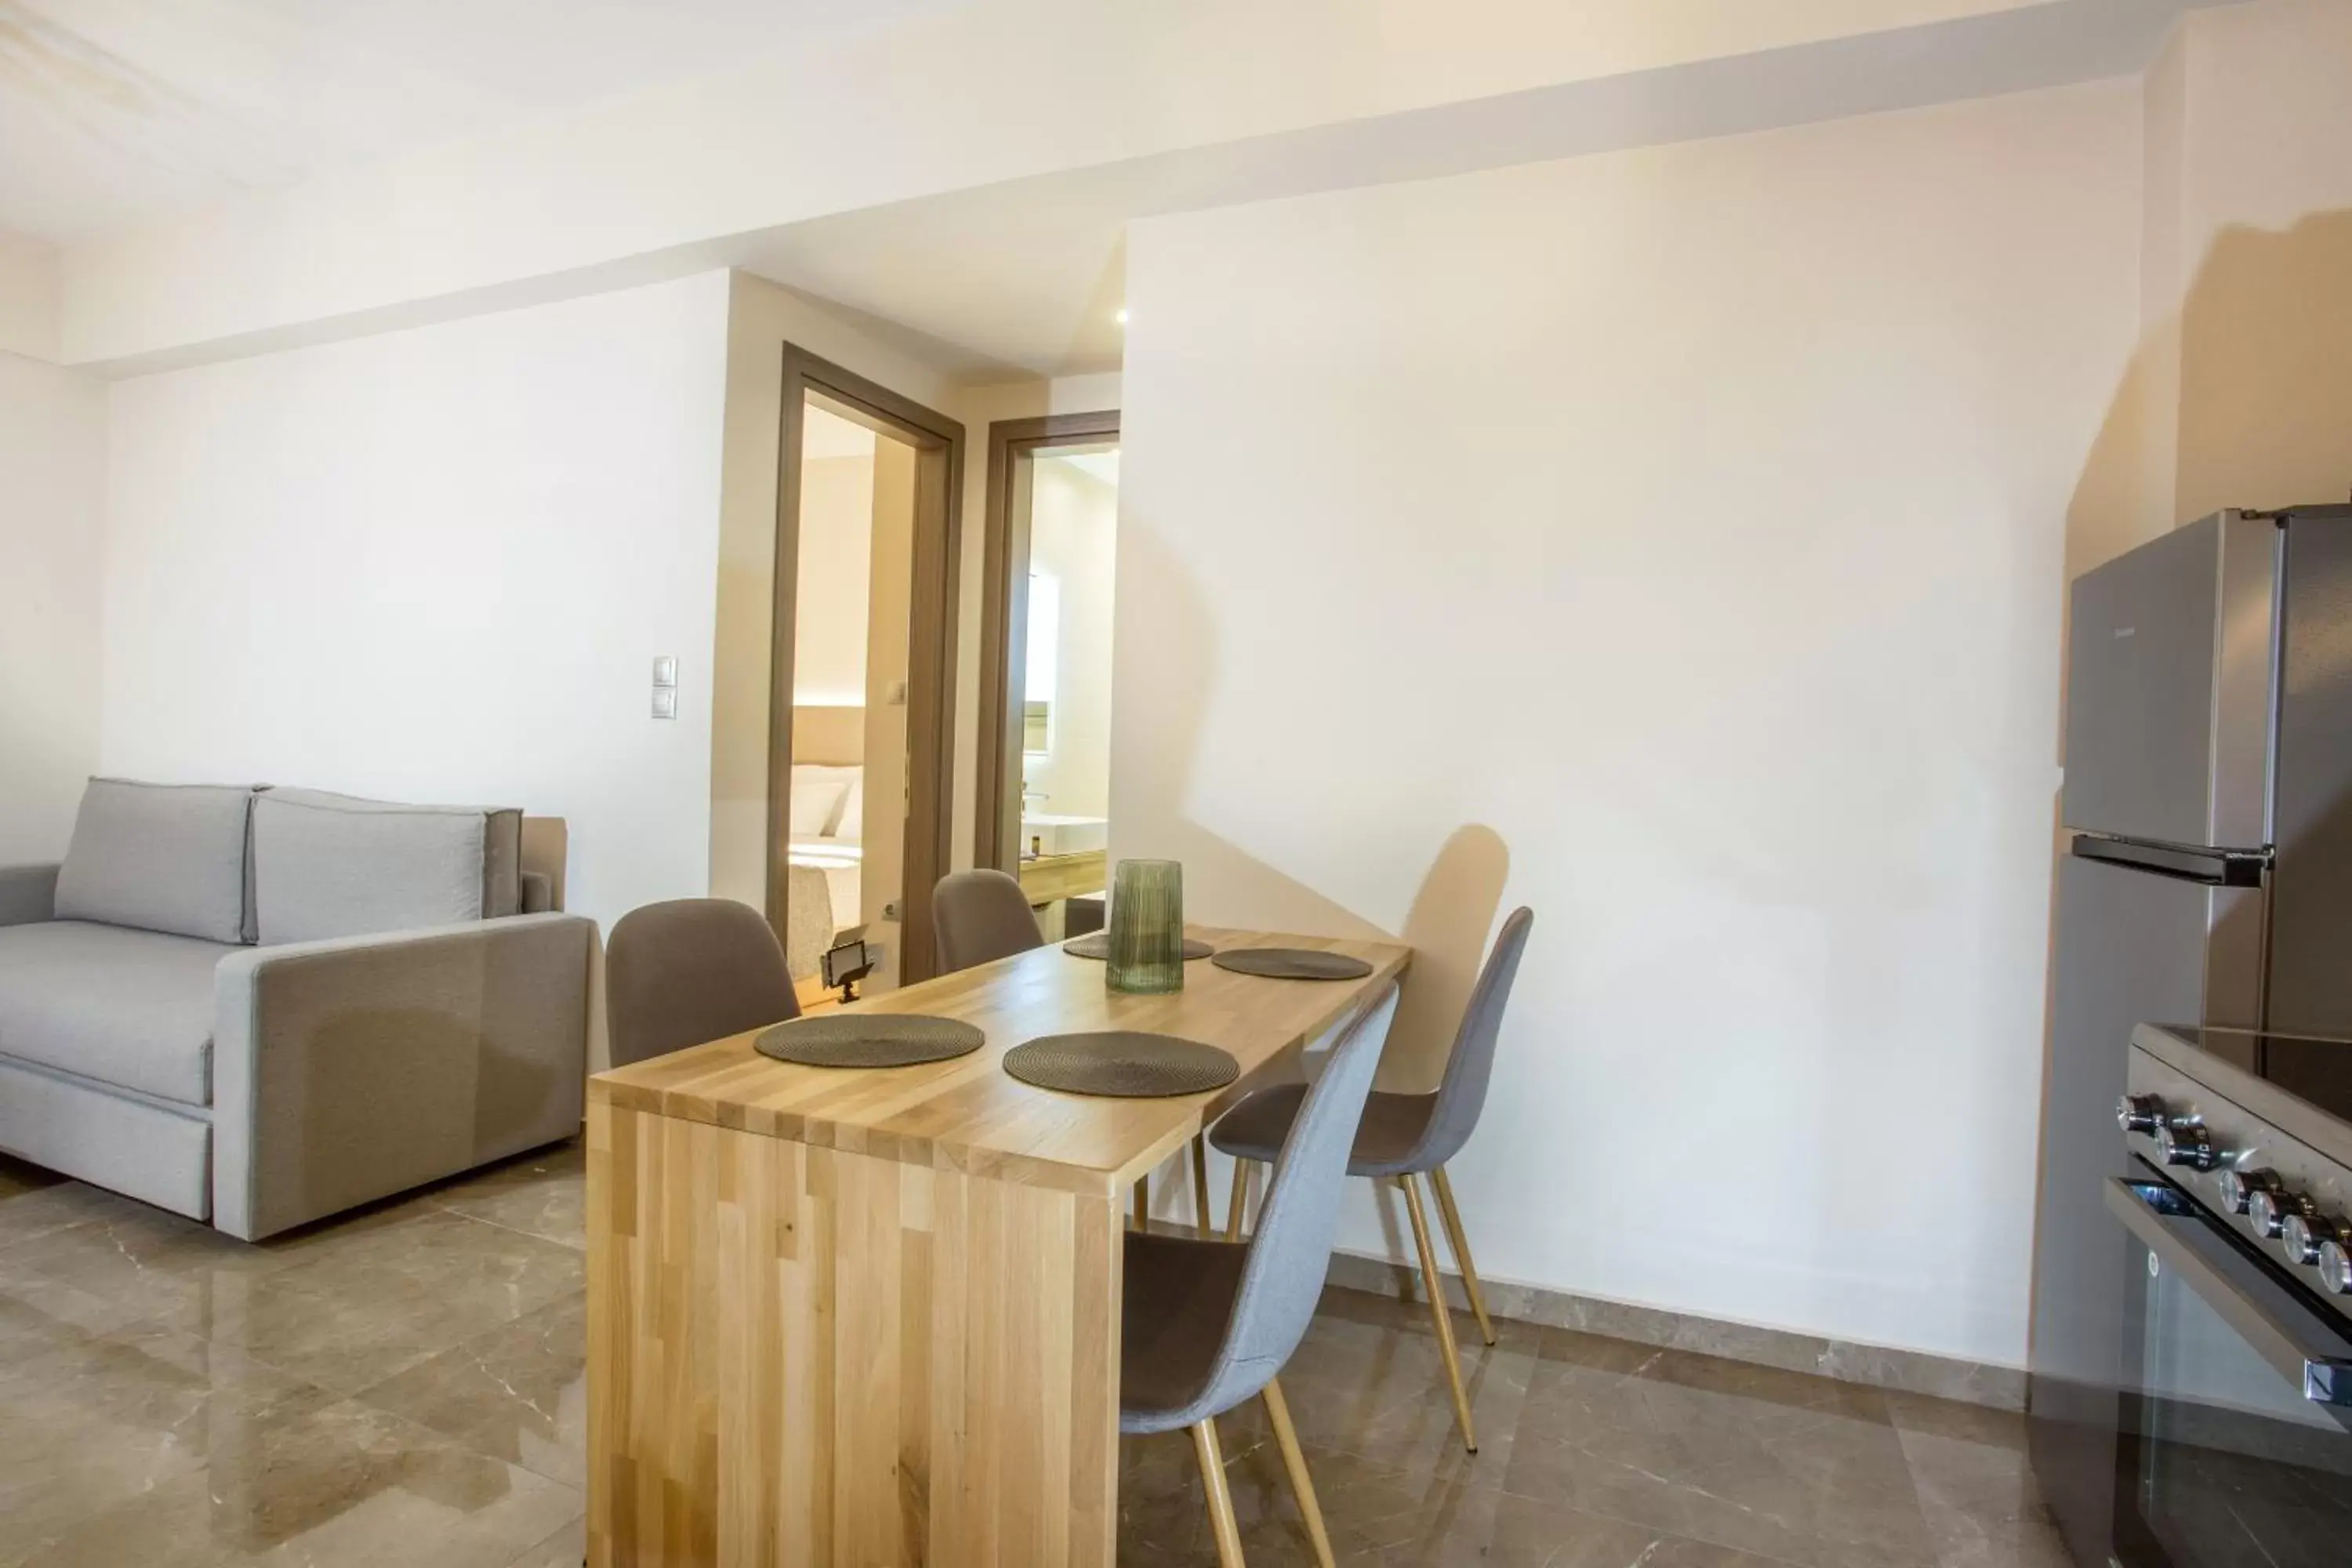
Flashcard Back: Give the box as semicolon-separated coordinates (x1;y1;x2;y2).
53;779;255;945
0;921;229;1106
254;789;522;946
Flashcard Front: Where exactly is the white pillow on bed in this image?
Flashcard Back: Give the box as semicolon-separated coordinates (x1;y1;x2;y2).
789;770;849;836
832;775;866;840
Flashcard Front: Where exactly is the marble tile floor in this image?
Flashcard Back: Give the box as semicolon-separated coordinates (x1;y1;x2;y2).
0;1143;2071;1566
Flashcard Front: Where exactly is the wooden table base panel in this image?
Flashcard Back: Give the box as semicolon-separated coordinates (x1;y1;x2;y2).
588;1100;1122;1566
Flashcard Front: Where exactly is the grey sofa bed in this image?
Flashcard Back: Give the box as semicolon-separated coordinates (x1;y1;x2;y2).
0;779;593;1240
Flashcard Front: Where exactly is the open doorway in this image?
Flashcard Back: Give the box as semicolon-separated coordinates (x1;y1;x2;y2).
978;411;1120;940
769;347;964;1001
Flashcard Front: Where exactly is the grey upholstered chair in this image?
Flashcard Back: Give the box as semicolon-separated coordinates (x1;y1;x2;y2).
605;898;800;1069
931;867;1044;973
1210;906;1532;1454
1123;983;1399;1568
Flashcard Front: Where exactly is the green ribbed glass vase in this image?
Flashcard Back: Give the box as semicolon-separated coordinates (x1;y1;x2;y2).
1105;859;1185;994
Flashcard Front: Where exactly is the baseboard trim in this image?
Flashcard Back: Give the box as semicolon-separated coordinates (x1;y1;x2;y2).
1324;1249;2025;1412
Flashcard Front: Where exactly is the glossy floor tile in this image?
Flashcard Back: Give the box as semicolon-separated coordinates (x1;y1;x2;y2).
0;1145;2067;1566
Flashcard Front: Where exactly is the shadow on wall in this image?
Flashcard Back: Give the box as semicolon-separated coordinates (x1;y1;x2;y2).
2175;209;2352;520
2064;205;2352;586
1113;515;1514;1095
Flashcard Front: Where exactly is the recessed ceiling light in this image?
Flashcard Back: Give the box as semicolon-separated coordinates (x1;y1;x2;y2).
1115;308;1129;325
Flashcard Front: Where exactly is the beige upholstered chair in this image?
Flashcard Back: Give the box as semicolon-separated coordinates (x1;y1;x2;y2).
606;898;799;1068
930;868;1044;974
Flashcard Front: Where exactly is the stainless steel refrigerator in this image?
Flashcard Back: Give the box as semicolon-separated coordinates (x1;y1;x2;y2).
2029;503;2352;1566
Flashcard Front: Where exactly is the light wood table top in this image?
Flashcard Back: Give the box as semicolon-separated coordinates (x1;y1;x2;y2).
590;924;1410;1195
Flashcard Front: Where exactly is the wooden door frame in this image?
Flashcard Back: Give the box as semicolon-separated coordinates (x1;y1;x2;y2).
768;344;967;985
975;409;1120;873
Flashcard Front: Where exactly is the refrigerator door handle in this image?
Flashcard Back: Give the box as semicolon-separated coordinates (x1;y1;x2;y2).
2071;836;2267;887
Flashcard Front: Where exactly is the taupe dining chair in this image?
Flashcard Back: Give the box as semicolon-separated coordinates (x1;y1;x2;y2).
1123;983;1399;1568
931;868;1044;974
1210;906;1532;1454
605;898;799;1069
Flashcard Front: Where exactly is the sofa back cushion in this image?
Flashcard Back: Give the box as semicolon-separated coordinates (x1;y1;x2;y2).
53;779;255;944
254;789;522;946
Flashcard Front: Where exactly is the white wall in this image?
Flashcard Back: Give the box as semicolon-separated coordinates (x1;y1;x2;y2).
1022;456;1116;820
98;273;732;928
1118;80;2143;1367
0;352;106;863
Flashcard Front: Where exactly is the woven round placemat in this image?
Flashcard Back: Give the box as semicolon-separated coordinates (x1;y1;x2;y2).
755;1014;985;1069
1002;1031;1239;1098
1210;947;1374;981
1061;933;1214;961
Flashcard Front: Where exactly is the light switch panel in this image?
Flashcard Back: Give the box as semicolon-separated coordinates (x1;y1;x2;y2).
652;655;678;689
652;687;678;720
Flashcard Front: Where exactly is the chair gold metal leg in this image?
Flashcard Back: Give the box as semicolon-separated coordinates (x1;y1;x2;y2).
1261;1377;1334;1568
1192;1417;1248;1568
1430;1165;1497;1347
1133;1176;1149;1232
1224;1157;1251;1241
1400;1173;1478;1453
1191;1134;1214;1236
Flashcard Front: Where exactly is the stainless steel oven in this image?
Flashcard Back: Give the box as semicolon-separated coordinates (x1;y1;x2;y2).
2110;1026;2352;1567
2107;1174;2352;1566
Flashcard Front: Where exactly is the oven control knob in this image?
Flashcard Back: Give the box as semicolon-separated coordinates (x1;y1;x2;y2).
2156;1122;2220;1172
2318;1240;2352;1297
2282;1209;2341;1268
2117;1094;2169;1135
2216;1167;2284;1215
2249;1187;2302;1240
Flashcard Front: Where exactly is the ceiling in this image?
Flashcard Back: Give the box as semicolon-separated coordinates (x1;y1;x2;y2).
17;0;2224;384
801;401;877;460
723;171;1132;384
715;0;2215;385
0;0;963;241
1051;450;1120;488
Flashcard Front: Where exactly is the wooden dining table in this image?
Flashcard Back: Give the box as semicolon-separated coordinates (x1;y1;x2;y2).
585;924;1410;1567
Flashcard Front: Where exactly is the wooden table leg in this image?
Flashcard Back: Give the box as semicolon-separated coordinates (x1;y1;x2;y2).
1224;1158;1252;1242
589;1099;1123;1565
1190;1135;1213;1236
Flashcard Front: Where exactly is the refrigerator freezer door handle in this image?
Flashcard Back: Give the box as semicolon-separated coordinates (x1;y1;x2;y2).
2070;836;2267;887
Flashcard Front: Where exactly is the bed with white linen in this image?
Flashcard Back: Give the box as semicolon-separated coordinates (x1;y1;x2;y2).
784;764;866;977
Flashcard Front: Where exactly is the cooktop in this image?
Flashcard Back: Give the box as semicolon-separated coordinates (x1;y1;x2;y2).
2137;1022;2352;1144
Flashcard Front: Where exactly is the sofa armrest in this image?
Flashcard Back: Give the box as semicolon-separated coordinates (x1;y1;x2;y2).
0;864;58;928
212;912;593;1240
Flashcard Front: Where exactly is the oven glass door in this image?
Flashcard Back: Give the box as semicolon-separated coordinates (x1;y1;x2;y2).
2109;1170;2352;1567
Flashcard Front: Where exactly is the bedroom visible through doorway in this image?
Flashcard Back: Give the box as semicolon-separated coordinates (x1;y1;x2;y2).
782;396;916;1004
764;347;963;999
